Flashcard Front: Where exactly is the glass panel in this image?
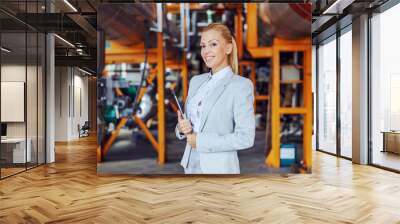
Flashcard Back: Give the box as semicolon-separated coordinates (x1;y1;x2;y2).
0;1;28;32
339;28;352;158
27;31;38;169
317;36;337;154
312;46;317;151
1;30;27;177
38;32;45;165
27;0;39;169
0;1;46;178
371;4;400;171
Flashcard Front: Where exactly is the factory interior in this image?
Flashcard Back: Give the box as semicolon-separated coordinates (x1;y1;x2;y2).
0;0;400;222
96;3;312;174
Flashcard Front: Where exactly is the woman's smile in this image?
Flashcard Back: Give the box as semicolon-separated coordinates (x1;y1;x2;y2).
205;55;215;63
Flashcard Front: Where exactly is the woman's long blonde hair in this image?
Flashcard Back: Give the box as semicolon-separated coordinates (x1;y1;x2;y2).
202;23;239;75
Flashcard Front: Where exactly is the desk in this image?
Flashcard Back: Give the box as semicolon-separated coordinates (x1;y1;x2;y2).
382;131;400;154
1;138;31;163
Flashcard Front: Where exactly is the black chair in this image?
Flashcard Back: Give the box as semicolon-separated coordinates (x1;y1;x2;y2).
78;121;90;138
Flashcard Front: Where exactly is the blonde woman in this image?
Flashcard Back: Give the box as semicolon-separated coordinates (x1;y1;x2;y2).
176;23;255;174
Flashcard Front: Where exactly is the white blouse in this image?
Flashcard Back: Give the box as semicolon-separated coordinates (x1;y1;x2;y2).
187;66;232;133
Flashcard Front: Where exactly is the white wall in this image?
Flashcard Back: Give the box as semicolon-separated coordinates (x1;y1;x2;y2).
55;66;69;141
54;67;89;141
72;73;89;138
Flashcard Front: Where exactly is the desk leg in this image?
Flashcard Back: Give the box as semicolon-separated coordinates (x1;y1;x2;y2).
382;133;386;153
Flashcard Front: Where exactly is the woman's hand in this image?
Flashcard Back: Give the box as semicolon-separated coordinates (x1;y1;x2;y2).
177;111;193;135
187;133;197;149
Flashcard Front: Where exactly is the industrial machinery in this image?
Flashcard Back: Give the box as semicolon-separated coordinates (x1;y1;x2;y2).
97;3;189;164
97;3;312;173
244;3;312;171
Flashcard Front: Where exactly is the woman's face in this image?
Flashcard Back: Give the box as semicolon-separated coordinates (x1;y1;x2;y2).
200;29;232;72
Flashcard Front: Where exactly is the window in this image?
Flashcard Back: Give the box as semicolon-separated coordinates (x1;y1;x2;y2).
339;27;352;158
317;36;337;154
370;3;400;171
0;1;47;179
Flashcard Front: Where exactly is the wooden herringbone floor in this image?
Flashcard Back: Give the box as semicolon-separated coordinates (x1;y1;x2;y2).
0;136;400;224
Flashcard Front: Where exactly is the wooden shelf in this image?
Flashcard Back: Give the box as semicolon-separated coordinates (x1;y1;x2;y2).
279;107;307;114
281;64;304;69
247;47;273;58
280;80;303;84
255;95;269;101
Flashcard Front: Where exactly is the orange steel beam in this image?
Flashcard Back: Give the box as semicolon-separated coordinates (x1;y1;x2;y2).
169;82;177;91
274;38;311;47
115;87;124;97
235;6;243;60
106;53;158;65
244;3;312;169
181;4;189;103
105;41;159;64
106;41;147;54
105;42;158;58
281;80;304;84
147;68;158;84
265;47;281;168
246;3;258;49
274;45;310;53
157;32;166;165
255;95;269;101
166;3;204;13
279;107;307;114
239;61;252;66
106;46;157;55
134;116;160;152
245;3;273;59
303;47;312;170
137;67;159;103
248;47;273;58
97;146;101;162
165;63;182;70
102;117;128;156
265;40;312;170
181;52;189;103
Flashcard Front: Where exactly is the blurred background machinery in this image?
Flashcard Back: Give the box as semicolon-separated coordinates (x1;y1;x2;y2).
97;3;312;173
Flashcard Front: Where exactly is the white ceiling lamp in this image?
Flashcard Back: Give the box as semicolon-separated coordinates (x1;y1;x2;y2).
54;34;75;48
63;0;78;12
76;48;83;55
322;0;355;15
1;47;11;53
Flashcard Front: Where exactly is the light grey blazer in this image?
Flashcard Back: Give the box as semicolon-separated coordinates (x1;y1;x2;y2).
175;70;255;174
